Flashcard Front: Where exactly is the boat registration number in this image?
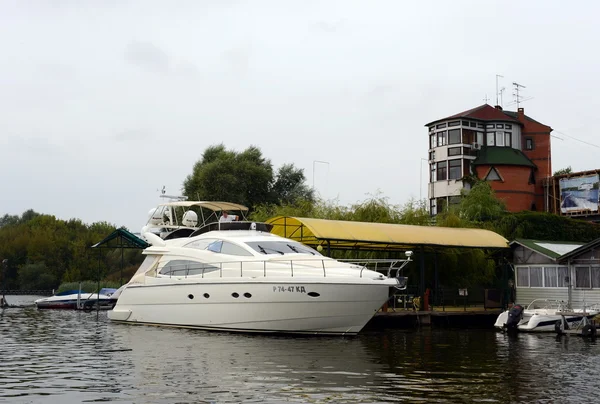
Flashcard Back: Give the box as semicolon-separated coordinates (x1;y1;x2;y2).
273;286;306;293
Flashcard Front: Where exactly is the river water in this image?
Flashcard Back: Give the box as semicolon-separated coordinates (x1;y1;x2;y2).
1;296;599;403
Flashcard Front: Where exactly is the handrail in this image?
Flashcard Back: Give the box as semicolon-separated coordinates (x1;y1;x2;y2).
156;257;410;280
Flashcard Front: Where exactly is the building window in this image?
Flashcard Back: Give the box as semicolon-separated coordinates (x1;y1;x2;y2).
430;134;436;149
528;169;535;184
436;197;447;213
430;163;436;182
448;147;461;156
517;267;529;287
436;123;447;129
448;121;460;127
470;122;477;128
496;132;505;146
486;133;495;146
576;266;591;288
437;131;446;147
476;132;484;145
530;267;543;287
485;167;502;181
525;137;534;150
448;129;461;145
504;132;511;147
429;151;435;160
558;267;569;287
429;126;435;132
437;161;447;180
544;267;558;287
593;267;600;288
486;123;495;129
477;123;484;128
517;266;570;288
448;159;462;180
505;124;512;129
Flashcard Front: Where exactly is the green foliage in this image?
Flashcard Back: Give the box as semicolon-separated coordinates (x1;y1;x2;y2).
56;281;121;294
272;164;315;205
553;166;572;176
0;209;144;290
183;144;313;209
458;181;506;222
18;262;56;290
490;211;600;242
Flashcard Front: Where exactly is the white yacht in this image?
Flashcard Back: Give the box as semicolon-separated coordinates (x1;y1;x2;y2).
108;201;410;335
494;299;600;332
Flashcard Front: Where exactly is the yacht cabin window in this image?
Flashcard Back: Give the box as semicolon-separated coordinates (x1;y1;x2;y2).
245;241;322;256
159;260;219;276
185;238;253;256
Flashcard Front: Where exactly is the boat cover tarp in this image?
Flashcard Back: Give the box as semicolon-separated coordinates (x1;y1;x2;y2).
266;216;509;250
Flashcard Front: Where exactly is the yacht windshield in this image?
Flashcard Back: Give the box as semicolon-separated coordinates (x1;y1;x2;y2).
246;241;321;256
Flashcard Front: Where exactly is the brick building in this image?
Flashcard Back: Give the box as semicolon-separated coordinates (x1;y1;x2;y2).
426;104;552;215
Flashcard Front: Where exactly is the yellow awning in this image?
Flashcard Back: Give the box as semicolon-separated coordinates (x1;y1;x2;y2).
266;216;509;250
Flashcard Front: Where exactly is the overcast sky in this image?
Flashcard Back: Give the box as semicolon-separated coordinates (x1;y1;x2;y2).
1;0;599;232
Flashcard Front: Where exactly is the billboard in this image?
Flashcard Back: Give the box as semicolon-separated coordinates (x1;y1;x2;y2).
559;174;600;213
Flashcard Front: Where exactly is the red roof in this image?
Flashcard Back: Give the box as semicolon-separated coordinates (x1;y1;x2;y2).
426;104;521;126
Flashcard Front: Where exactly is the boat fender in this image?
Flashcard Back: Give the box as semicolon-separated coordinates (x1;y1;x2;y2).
582;324;597;338
554;320;563;334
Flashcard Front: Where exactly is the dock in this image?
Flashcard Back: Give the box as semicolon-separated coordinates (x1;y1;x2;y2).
367;306;502;329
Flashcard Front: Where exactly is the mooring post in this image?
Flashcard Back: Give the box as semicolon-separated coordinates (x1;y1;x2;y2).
1;259;9;308
419;246;425;311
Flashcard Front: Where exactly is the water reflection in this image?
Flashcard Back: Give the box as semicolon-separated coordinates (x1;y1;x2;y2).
1;296;600;403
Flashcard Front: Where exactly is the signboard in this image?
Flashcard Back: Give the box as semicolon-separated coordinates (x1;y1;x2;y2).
559;174;600;213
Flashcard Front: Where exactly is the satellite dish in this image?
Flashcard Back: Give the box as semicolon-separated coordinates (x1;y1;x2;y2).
182;210;198;227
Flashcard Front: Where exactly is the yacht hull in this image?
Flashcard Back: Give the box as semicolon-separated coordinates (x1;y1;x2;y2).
108;280;394;335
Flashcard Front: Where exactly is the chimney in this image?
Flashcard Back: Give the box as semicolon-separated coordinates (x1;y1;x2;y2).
495;105;503;111
518;107;525;120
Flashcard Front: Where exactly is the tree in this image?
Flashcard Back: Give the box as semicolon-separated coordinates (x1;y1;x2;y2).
271;164;314;205
553;166;572;176
18;262;56;290
183;144;273;207
183;144;313;209
457;181;506;222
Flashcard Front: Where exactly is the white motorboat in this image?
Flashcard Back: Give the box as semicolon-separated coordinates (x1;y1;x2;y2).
494;299;600;332
35;288;117;310
108;201;410;335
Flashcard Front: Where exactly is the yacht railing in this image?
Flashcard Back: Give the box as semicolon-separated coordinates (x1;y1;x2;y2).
157;258;410;280
338;258;411;279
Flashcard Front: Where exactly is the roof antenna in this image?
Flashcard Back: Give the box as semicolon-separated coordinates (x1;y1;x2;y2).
483;94;490;103
496;74;504;105
512;82;526;108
